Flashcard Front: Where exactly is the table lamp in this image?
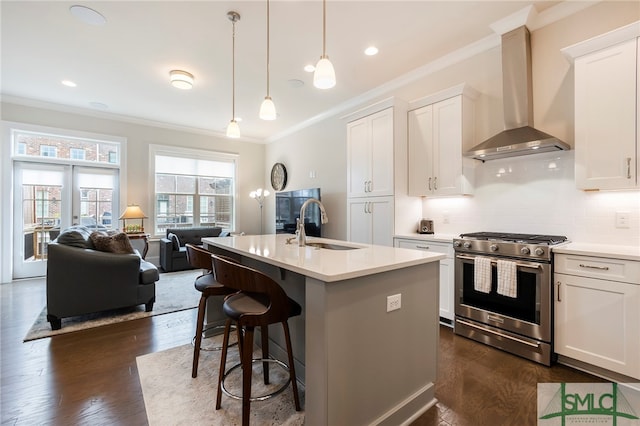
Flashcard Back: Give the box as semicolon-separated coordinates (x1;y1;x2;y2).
119;205;147;233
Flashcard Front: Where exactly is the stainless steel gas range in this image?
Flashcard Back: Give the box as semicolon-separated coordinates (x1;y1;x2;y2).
453;232;568;366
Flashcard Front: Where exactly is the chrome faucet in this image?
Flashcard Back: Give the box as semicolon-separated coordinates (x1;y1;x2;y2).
297;198;328;247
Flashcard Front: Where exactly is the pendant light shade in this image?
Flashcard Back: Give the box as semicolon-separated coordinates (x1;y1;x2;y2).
259;96;277;120
227;11;241;138
313;0;336;89
226;119;240;138
260;0;276;120
313;56;336;89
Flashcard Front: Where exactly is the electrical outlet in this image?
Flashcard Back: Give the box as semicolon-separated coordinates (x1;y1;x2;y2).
387;294;401;312
615;211;630;228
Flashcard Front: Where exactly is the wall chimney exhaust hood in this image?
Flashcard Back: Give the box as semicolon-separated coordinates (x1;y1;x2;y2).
465;26;569;161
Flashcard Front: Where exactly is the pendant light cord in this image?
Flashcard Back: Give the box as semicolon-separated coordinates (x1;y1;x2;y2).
266;0;270;97
322;0;326;57
232;18;236;120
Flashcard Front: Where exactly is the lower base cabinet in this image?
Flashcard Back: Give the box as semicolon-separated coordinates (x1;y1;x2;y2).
554;254;640;380
394;238;454;324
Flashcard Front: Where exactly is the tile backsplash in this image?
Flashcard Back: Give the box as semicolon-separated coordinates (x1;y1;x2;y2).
423;151;640;246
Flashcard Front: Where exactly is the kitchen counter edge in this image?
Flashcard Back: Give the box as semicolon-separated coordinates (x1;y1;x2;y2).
553;242;640;262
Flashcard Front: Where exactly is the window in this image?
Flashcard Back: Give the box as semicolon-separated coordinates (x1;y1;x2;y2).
17;142;26;155
70;148;86;160
152;147;237;236
40;145;57;157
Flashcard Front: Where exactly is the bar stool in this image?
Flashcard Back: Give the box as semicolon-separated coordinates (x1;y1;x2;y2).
185;244;236;378
212;254;301;426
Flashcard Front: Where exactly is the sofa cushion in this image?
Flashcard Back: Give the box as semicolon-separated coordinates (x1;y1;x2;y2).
55;226;94;248
90;232;135;254
167;232;181;250
139;260;160;284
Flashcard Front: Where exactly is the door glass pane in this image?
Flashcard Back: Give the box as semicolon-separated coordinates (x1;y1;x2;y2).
22;184;62;260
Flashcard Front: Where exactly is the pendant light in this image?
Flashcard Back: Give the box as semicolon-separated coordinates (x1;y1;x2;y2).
313;0;336;89
226;11;241;138
259;0;276;120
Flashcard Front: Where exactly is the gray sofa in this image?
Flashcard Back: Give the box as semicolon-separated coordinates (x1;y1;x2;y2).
46;226;159;330
159;227;223;272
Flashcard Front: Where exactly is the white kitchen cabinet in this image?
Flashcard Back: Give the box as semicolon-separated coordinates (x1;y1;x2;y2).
554;253;640;379
347;107;394;198
394;237;454;324
407;84;476;197
348;197;393;246
562;23;640;190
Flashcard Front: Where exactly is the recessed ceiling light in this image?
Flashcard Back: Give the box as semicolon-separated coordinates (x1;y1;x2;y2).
62;80;77;87
304;64;315;73
169;70;194;90
287;79;304;88
365;46;379;56
69;5;107;26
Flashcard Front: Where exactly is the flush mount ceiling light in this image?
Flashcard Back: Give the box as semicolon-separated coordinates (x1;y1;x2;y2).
169;70;194;90
226;11;241;138
364;46;379;56
61;80;77;87
259;0;277;121
69;5;106;26
313;0;336;89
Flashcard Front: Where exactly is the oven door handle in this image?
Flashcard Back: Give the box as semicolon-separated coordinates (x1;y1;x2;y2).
455;254;542;270
456;319;541;348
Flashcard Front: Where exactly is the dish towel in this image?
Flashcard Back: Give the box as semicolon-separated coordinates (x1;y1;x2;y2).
497;259;518;298
474;256;492;293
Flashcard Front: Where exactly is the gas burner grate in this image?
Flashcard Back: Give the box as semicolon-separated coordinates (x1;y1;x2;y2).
459;232;568;245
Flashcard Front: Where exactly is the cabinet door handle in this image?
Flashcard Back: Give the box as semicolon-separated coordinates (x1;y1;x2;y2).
627;157;632;179
364;180;368;192
579;263;609;271
428;177;432;191
556;281;561;302
368;180;373;192
434;176;438;190
416;245;430;250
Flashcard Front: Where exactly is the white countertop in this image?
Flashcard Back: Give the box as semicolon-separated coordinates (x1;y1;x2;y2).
202;234;445;282
394;233;457;243
553;242;640;262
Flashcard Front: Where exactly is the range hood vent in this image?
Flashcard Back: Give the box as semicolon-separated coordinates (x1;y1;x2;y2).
465;26;569;161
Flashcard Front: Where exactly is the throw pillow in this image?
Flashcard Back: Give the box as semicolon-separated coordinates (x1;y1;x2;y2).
168;232;181;250
55;226;93;248
89;232;135;254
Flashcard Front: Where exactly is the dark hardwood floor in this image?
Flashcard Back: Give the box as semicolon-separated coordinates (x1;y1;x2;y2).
1;277;603;425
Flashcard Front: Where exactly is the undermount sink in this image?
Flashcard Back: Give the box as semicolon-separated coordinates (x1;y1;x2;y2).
306;242;360;251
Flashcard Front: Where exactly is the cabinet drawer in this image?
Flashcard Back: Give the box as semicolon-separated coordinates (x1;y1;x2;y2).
555;254;640;284
395;239;453;257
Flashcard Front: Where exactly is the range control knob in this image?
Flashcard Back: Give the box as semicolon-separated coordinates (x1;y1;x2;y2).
490;244;499;252
534;247;545;256
463;242;472;249
453;241;461;248
520;247;531;255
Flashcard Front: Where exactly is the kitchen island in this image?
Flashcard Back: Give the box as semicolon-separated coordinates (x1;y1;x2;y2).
202;234;444;426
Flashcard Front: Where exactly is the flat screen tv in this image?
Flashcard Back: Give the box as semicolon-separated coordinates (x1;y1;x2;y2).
275;188;322;237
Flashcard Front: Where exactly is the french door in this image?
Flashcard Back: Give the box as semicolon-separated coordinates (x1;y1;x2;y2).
12;162;119;279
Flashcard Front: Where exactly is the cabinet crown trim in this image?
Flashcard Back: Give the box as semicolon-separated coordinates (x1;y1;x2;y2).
408;83;478;111
341;97;408;123
561;21;640;63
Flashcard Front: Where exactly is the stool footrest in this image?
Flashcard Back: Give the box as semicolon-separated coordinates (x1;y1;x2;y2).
221;358;291;402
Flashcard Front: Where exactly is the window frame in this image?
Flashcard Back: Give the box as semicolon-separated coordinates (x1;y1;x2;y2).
149;144;238;238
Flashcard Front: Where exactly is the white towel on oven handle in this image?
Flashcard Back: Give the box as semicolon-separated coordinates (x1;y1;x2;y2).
497;259;517;298
474;256;492;293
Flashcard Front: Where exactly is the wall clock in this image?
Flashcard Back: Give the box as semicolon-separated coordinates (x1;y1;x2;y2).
270;163;287;191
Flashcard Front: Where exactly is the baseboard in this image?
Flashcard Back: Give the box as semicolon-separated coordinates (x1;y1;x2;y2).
371;382;436;426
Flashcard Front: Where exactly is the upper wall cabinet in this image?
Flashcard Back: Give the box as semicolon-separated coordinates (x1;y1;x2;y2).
562;22;640;190
407;84;477;197
347;107;394;198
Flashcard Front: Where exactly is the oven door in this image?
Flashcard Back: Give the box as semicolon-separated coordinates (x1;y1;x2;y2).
454;253;552;342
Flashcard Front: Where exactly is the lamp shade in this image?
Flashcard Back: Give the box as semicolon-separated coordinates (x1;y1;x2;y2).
259;97;277;120
170;70;194;90
226;120;241;138
313;56;336;89
119;205;147;220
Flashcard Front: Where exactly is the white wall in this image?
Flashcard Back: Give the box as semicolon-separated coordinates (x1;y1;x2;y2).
266;2;640;246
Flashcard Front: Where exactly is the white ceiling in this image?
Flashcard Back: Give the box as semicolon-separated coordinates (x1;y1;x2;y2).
2;1;569;142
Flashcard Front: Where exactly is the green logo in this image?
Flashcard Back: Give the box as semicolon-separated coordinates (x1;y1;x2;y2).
539;383;639;425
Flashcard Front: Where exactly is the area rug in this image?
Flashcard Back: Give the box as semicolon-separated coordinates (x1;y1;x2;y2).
23;270;201;341
137;341;305;425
